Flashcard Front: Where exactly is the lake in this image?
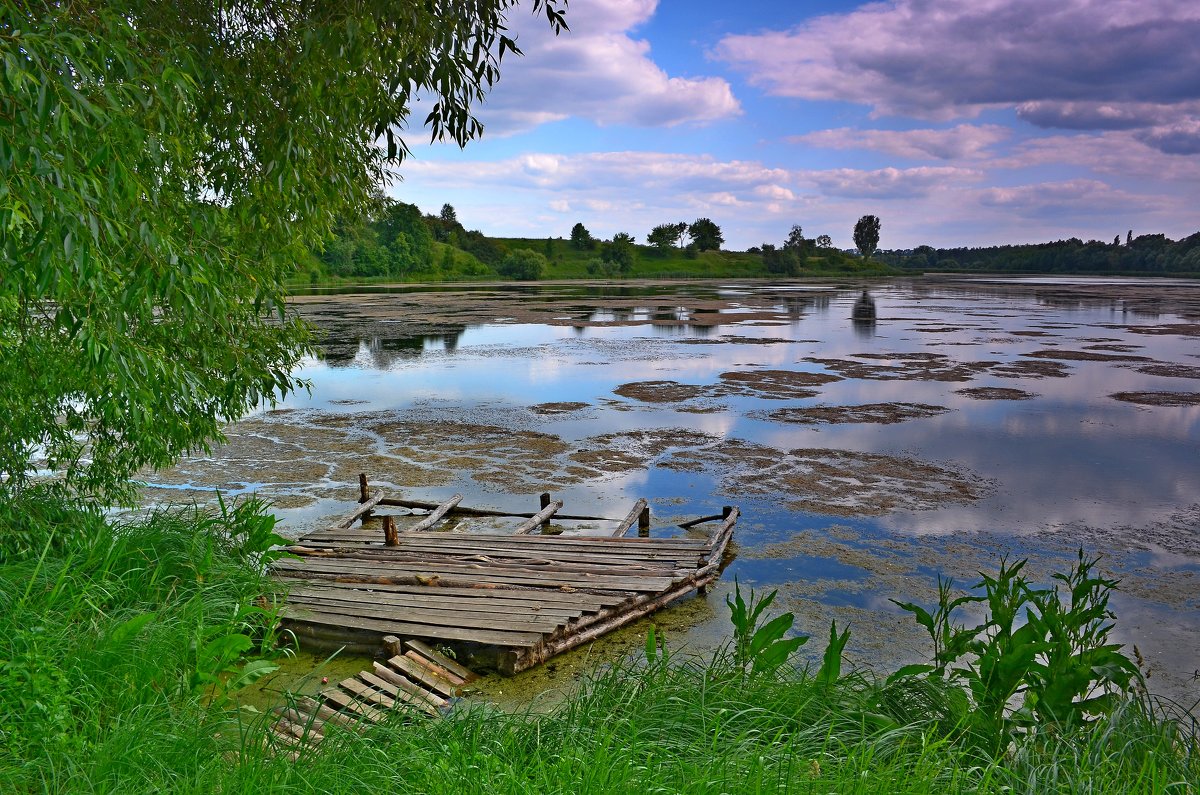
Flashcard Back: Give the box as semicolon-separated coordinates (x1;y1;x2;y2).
148;276;1200;702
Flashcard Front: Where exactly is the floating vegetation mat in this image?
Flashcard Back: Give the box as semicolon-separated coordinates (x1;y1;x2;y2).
954;387;1037;400
754;402;950;425
1109;391;1200;407
1135;363;1200;379
1023;349;1154;363
662;442;991;516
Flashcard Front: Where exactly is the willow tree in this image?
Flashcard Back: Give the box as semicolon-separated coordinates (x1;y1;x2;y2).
0;1;567;502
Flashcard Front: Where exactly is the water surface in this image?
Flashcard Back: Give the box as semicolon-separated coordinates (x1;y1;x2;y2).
149;277;1200;703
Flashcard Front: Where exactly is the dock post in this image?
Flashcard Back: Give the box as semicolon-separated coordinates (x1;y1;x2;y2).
383;515;398;547
540;492;552;531
638;505;651;537
382;635;402;658
358;473;375;524
722;505;733;520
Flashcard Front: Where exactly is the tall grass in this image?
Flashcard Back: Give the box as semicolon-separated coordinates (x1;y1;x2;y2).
2;498;1196;793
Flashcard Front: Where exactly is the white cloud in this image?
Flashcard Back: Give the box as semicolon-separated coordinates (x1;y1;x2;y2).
477;0;740;134
807;166;983;199
976;179;1163;217
792;125;1010;160
714;0;1200;148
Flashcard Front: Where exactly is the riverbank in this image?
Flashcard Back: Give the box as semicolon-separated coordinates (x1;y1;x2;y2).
2;497;1196;793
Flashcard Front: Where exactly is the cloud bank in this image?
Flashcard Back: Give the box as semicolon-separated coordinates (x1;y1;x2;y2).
479;0;740;134
715;0;1200;153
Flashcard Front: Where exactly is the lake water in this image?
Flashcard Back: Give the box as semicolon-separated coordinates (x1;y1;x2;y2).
149;277;1200;703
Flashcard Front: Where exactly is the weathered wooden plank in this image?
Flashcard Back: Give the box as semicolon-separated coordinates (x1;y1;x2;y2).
340;677;397;711
298;530;708;552
277;579;630;608
357;671;441;716
370;662;450;708
512;500;564;534
285;590;589;624
402;648;468;687
610;499;649;537
282;607;546;647
387;654;458;698
321;688;386;723
289;538;704;566
279;554;680;584
405;639;476;682
295;696;367;732
283;598;566;634
336;491;384;529
408;494;463;532
273;557;679;592
284;548;686;578
286;585;591;616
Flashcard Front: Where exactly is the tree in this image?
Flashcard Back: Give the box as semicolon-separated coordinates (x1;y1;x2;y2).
647;222;688;253
761;244;800;276
784;225;805;251
601;232;636;276
816;235;833;249
0;1;567;503
440;203;458;225
498;249;547;280
570;222;596;250
854;215;882;259
689;218;724;251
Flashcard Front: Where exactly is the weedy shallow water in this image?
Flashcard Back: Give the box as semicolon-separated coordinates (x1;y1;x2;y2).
145;277;1200;704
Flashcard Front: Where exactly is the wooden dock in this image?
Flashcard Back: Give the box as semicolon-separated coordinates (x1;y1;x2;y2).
270;478;739;675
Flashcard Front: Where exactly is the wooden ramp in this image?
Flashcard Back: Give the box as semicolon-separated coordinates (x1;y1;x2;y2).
270;483;738;674
268;638;477;757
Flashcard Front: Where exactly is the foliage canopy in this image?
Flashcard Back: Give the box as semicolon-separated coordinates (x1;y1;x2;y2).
853;215;881;259
0;1;565;502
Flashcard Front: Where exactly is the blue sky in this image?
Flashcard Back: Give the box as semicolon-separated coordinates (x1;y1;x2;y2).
388;0;1200;251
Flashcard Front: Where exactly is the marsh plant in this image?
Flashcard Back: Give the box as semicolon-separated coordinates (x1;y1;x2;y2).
891;552;1143;745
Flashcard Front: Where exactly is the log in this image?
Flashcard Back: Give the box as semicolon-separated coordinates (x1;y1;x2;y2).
677;513;724;529
409;494;463;532
704;507;739;560
512;500;563;534
510;575;716;673
336;491;384;529
610;499;649;537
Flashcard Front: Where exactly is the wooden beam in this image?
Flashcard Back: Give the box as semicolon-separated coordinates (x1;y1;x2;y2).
408;494;463;532
382;515;398;547
638;504;651;538
512;500;563;534
336;491;384;529
359;473;369;503
377;496;612;522
610;499;649;537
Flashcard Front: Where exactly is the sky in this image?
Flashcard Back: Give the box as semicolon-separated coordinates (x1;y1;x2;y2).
387;0;1200;251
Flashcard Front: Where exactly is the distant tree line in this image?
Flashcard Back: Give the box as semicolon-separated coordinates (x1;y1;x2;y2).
878;231;1200;274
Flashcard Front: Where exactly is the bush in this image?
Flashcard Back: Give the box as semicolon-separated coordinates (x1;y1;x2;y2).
497;249;547;280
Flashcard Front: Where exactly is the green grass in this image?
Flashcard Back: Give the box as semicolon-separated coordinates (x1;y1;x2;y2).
2;498;1196;793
